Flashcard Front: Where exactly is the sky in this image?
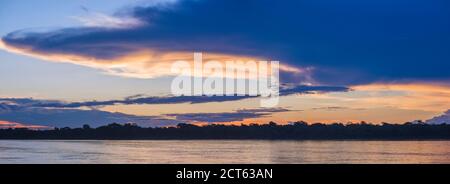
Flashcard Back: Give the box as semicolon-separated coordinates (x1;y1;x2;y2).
0;0;449;128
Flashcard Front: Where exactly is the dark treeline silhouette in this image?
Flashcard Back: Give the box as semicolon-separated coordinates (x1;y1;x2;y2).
0;121;449;140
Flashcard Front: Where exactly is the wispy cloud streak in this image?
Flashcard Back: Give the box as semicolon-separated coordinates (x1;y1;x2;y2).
166;108;291;123
6;85;348;108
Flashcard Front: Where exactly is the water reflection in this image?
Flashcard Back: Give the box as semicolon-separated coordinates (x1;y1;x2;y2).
0;140;449;164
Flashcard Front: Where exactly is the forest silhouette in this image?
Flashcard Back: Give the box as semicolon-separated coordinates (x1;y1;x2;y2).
1;121;449;140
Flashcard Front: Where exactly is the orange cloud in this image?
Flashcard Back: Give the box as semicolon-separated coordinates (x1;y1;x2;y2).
0;40;305;79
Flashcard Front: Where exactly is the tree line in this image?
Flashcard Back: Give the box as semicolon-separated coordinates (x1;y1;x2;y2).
0;121;449;140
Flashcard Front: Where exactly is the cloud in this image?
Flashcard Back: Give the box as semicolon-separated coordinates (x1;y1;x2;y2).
0;99;294;127
309;106;368;112
0;83;348;127
0;39;303;80
0;102;183;128
426;109;450;125
165;108;291;123
2;85;348;108
71;12;145;29
2;0;449;85
311;106;349;111
0;120;49;130
280;85;350;96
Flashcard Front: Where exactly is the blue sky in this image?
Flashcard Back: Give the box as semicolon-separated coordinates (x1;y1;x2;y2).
0;0;449;128
0;0;175;100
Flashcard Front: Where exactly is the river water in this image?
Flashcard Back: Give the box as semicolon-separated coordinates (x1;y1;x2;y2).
0;140;449;164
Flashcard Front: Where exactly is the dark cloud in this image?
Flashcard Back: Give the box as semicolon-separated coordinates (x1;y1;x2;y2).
310;106;367;111
3;85;348;108
165;108;291;123
2;0;449;85
0;99;294;127
280;85;349;96
0;84;347;127
0;102;183;128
